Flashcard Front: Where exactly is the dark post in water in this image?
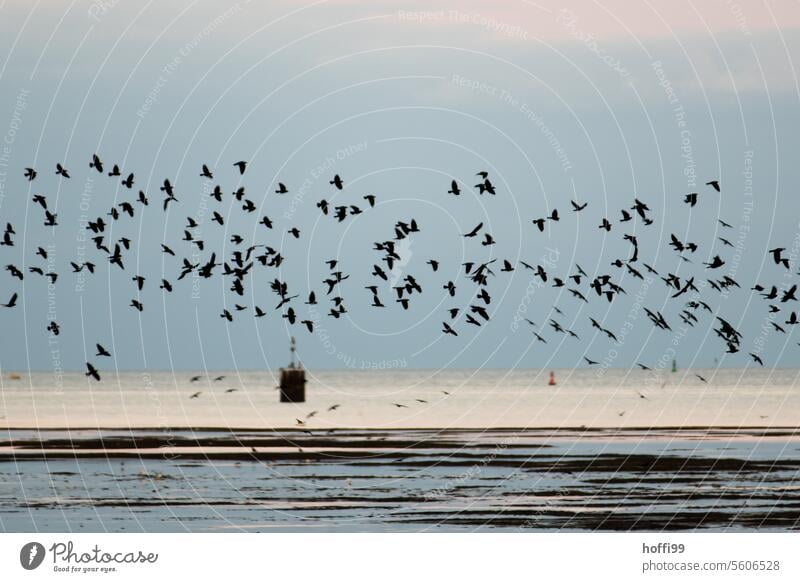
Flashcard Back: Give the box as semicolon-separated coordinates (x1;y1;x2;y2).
279;337;306;403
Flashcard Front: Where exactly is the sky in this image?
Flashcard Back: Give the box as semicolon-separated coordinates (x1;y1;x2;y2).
0;0;799;372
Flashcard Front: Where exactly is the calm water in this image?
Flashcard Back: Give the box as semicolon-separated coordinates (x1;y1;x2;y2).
1;368;799;532
1;427;799;532
1;367;799;429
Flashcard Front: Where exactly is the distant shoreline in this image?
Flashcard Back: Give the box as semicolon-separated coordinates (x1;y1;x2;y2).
2;425;798;434
8;365;800;374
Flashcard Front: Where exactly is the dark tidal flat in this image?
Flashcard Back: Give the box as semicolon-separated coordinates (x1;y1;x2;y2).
1;427;799;532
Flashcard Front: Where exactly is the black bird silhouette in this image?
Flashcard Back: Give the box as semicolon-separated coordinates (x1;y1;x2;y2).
6;264;23;280
475;178;496;195
463;222;483;237
769;248;790;269
109;245;125;270
1;292;18;308
631;198;650;219
96;344;111;357
6;154;796;374
85;362;101;382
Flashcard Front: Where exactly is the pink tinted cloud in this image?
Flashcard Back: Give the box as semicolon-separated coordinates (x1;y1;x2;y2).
364;0;800;42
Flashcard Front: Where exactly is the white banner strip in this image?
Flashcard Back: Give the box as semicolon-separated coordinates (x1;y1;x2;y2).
0;533;797;581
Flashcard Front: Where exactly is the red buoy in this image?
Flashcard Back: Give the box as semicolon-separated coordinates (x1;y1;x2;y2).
548;371;556;386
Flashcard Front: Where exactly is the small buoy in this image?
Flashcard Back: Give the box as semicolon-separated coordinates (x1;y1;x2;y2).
548;371;556;386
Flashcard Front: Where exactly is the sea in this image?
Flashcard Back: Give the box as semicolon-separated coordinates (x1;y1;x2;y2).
1;368;799;532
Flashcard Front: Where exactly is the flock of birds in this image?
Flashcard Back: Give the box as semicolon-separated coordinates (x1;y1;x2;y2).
2;155;798;408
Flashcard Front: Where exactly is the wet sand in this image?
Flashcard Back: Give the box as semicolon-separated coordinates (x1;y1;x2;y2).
1;427;799;532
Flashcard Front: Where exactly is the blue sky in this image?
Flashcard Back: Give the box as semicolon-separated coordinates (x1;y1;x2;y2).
1;0;799;371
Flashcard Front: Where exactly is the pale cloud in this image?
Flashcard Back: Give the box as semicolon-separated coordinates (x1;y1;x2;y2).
274;0;800;42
